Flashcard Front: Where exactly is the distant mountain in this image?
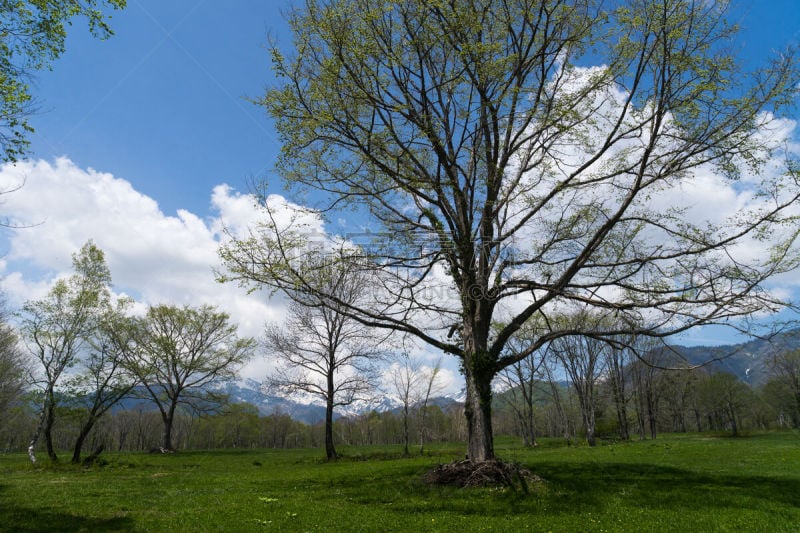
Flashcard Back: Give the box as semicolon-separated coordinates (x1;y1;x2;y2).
220;379;464;424
108;330;799;423
656;329;800;386
219;328;800;422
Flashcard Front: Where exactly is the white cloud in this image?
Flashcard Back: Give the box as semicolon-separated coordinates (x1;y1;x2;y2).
0;157;284;380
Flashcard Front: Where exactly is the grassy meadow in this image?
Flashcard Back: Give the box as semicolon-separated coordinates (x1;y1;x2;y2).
1;431;798;532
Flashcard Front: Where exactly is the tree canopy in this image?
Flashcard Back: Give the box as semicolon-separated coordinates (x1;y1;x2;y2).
123;304;256;451
0;0;126;161
221;0;800;462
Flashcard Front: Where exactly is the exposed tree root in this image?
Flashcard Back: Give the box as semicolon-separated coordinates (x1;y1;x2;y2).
423;459;542;490
148;447;175;454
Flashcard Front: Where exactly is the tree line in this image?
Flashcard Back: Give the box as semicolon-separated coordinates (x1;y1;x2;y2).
3;267;799;458
0;241;254;463
3;0;800;470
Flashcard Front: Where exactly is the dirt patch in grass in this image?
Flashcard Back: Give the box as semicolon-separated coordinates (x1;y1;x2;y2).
423;459;542;490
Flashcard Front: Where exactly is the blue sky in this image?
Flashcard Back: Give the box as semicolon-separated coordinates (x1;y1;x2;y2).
26;1;291;217
0;1;799;383
23;1;800;218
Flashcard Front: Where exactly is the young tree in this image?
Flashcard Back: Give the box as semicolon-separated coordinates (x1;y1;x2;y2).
697;371;753;436
20;240;111;463
0;0;126;162
769;349;800;427
414;357;444;455
64;301;138;464
124;304;255;451
497;324;548;447
550;314;608;446
0;307;28;438
264;255;386;460
387;355;417;457
604;343;631;441
222;0;800;462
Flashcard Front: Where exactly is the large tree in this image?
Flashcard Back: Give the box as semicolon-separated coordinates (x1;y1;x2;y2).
20;240;112;463
222;0;800;462
0;0;126;161
124;304;255;451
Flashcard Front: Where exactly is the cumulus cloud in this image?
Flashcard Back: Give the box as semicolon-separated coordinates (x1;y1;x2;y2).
0;157;287;380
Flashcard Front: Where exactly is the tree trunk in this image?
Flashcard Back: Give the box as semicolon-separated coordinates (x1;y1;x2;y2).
464;365;494;462
27;398;49;464
43;392;58;461
728;403;738;437
522;380;538;447
583;405;597;447
324;399;337;460
401;404;409;457
162;404;177;451
646;392;657;439
72;417;97;464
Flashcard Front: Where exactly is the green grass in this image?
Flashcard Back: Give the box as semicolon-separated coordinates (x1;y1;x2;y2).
1;432;798;532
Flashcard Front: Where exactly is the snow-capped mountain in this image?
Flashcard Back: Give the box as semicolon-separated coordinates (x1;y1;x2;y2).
220;379;463;424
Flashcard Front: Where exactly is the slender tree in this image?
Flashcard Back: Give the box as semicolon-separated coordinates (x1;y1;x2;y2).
769;349;800;427
222;0;800;462
550;313;608;446
605;343;631;440
388;355;417;456
264;252;386;460
124;304;255;451
65;301;138;464
498;323;548;447
415;357;444;455
20;240;111;463
0;305;28;438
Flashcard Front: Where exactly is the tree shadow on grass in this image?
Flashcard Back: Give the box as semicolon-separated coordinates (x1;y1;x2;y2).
0;484;135;533
338;460;800;520
532;461;800;512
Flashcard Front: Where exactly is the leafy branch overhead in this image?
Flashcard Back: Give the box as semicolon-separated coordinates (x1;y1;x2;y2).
0;0;126;162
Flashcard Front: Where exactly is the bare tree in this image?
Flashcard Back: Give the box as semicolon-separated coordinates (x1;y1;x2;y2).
221;0;800;462
498;324;548;447
19;241;111;463
387;355;417;456
414;357;444;455
604;343;632;441
551;313;608;446
264;254;386;460
124;304;255;451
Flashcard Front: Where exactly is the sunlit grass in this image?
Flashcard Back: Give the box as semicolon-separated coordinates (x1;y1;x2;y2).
1;432;798;531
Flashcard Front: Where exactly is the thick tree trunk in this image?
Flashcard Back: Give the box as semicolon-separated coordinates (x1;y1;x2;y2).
162;404;177;451
464;366;494;462
324;399;337;460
